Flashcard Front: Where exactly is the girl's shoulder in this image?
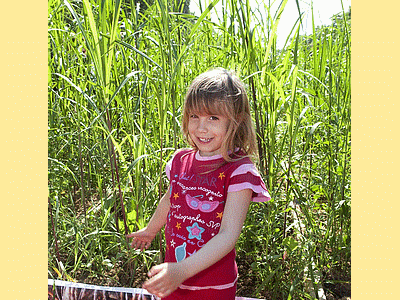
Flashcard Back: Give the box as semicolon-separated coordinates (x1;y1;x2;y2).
174;147;194;156
165;148;194;180
227;150;254;166
226;154;271;202
170;148;195;162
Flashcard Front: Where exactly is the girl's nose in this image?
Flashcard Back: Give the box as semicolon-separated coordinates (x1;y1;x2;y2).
197;118;208;132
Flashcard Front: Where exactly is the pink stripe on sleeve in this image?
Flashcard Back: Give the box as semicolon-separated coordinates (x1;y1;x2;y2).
230;163;260;178
165;159;172;180
228;182;271;202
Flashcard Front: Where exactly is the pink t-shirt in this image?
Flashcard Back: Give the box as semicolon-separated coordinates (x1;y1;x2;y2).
164;149;270;290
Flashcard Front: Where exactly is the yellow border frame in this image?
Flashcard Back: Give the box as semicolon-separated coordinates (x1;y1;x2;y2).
2;0;399;299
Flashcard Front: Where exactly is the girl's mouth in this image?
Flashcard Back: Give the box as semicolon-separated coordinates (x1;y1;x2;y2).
198;137;213;143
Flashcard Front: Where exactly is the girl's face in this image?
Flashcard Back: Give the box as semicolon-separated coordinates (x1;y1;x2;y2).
188;112;230;157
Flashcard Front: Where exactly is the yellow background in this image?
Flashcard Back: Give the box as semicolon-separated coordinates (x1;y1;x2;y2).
352;0;400;298
1;0;47;299
1;0;398;299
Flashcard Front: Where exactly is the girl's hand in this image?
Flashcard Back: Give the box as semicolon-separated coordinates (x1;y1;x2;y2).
126;227;156;251
142;263;187;298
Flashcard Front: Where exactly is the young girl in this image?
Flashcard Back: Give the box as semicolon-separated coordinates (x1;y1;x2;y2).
127;68;270;299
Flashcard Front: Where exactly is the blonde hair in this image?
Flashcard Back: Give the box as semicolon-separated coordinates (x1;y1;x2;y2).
181;68;258;162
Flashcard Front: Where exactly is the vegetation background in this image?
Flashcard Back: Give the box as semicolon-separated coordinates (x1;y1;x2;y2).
48;0;351;299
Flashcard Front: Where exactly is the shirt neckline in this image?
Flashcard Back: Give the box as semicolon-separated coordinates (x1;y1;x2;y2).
195;151;223;161
194;148;242;161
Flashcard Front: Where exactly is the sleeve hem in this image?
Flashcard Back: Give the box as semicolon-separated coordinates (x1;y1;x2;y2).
228;183;271;202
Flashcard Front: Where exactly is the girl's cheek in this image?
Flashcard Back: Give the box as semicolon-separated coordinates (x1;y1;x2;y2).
188;119;197;128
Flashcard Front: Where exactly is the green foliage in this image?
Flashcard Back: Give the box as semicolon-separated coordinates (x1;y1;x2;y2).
48;0;351;298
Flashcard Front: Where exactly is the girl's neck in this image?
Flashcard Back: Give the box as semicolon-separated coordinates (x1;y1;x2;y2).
195;150;223;161
195;147;242;161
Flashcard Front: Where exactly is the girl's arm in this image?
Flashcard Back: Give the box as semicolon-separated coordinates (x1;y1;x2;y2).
127;187;171;251
143;188;252;298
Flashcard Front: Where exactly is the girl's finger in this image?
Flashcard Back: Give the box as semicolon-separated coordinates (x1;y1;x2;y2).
126;232;136;238
142;242;150;251
140;241;147;251
145;267;164;286
148;265;163;277
142;276;159;292
131;239;142;250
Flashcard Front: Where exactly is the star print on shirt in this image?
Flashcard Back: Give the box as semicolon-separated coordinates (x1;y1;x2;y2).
176;222;182;230
218;172;225;180
216;212;223;219
186;222;205;240
170;239;176;248
173;193;179;200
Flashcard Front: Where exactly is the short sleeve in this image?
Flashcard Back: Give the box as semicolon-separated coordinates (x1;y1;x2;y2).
165;148;191;181
228;163;271;202
165;157;173;181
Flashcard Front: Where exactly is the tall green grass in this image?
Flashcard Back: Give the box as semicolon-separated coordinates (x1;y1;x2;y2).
48;0;351;298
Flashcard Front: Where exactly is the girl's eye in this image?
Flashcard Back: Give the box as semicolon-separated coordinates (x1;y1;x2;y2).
209;116;219;121
190;114;198;119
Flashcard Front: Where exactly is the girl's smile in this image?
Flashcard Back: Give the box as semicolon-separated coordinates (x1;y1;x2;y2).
188;113;229;157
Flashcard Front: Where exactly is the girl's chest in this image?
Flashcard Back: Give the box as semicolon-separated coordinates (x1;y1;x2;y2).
168;168;229;235
170;167;228;208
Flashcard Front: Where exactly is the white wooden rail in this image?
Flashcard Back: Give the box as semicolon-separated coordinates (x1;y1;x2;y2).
48;279;264;300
